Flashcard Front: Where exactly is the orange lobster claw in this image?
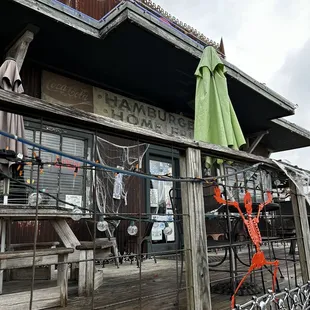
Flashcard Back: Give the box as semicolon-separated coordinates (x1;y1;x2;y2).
214;186;224;203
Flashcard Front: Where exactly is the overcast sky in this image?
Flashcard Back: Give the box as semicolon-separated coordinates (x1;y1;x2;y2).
154;0;310;168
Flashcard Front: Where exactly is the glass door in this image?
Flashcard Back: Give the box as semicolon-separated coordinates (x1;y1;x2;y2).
146;146;179;253
149;159;175;243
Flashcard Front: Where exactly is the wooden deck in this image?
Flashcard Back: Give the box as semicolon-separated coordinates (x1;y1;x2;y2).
1;243;302;310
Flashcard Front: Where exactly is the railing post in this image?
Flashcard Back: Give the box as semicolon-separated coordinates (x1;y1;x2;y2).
290;182;310;282
180;148;212;310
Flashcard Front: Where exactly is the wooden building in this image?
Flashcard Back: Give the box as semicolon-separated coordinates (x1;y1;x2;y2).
1;0;310;309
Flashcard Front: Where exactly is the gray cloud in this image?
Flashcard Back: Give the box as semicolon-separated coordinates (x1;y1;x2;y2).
153;0;247;43
270;38;310;168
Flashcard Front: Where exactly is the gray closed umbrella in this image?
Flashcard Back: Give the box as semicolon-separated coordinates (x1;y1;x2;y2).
0;57;27;157
0;58;28;206
0;58;29;289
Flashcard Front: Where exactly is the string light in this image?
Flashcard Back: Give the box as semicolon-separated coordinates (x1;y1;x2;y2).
97;220;109;232
127;221;138;236
0;131;264;184
28;192;43;207
71;208;83;221
163;222;173;236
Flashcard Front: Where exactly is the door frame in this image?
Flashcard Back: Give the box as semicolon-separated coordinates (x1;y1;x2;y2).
145;144;180;254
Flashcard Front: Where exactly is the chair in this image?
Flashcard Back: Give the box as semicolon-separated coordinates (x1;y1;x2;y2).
136;221;157;267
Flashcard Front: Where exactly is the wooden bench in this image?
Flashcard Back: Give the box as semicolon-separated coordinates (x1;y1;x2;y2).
74;238;119;296
6;242;60;280
78;238;119;266
7;241;60;251
0;247;73;309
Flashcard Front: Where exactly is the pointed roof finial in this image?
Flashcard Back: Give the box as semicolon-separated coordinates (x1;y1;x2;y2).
219;37;226;58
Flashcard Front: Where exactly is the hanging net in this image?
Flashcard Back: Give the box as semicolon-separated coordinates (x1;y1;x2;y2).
273;159;310;204
95;136;149;236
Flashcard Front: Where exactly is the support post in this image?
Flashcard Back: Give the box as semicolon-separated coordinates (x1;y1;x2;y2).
57;253;69;307
5;25;39;71
78;250;86;296
86;250;94;296
180;148;212;310
290;182;310;282
78;249;94;296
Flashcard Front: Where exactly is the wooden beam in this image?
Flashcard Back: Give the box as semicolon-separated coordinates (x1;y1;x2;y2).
0;247;73;260
3;255;58;270
51;219;81;249
5;26;38;71
78;250;86;296
86;250;94;296
290;182;310;282
57;253;69;307
94;270;104;291
78;249;94;297
0;206;91;219
99;8;128;38
0;89;273;165
180;148;212;310
12;0;99;36
8;241;60;250
247;131;269;153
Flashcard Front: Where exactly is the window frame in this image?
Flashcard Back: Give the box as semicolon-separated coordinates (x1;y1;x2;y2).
23;117;94;210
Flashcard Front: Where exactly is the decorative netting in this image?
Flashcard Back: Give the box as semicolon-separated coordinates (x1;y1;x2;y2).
95;136;149;236
273;159;310;205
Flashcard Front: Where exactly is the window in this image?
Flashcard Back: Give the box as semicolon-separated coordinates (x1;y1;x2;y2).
9;121;92;210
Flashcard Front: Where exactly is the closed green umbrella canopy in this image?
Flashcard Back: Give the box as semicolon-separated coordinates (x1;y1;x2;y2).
194;46;246;165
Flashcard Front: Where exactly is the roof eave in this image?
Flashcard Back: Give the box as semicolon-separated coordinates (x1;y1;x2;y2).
12;0;296;115
272;118;310;140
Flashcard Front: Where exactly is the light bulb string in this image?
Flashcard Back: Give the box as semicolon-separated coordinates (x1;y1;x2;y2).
0;129;264;183
0;165;277;222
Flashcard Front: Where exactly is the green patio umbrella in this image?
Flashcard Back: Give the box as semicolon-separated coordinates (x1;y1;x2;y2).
194;46;246;167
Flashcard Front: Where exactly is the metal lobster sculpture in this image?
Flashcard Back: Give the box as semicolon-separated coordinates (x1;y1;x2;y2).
213;186;279;309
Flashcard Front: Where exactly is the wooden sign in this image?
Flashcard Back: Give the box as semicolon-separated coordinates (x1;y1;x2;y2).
41;71;93;112
94;87;194;139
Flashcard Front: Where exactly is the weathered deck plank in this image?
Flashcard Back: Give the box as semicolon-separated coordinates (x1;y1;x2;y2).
0;245;301;310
